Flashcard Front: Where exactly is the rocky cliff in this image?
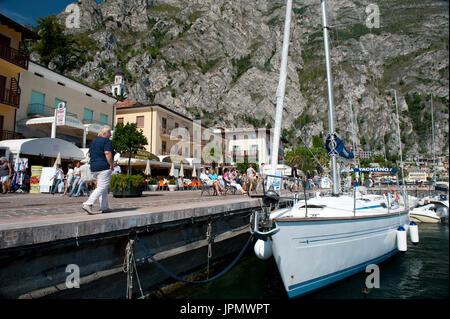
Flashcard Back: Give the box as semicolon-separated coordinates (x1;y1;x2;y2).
33;0;449;158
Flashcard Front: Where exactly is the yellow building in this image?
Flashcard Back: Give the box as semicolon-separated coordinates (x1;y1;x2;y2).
0;14;40;141
115;101;224;165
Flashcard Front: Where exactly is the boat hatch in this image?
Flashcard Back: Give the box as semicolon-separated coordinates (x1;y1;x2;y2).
298;204;326;209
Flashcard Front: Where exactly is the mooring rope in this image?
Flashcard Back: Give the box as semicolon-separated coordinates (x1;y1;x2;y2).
134;232;254;284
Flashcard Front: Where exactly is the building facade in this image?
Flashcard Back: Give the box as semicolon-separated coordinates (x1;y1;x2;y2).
0;14;40;141
16;61;116;148
115;102;224;165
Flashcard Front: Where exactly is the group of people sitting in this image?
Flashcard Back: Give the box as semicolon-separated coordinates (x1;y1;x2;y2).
199;163;265;196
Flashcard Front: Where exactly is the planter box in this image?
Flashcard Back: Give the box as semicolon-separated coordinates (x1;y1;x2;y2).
168;185;177;192
112;182;143;198
148;184;158;191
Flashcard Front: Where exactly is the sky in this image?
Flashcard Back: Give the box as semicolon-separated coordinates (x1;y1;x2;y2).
0;0;103;26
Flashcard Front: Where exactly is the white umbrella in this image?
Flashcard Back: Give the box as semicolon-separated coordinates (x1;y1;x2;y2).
192;167;197;178
53;152;61;168
179;164;184;177
144;159;151;176
169;162;175;176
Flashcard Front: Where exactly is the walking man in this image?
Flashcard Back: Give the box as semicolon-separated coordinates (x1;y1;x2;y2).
82;126;114;215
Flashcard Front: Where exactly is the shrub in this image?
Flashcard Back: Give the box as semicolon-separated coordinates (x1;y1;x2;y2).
110;174;145;191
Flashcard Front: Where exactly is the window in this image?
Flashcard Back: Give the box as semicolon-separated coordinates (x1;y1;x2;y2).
100;113;109;125
83;108;93;122
175;122;179;128
30;90;45;105
57;81;65;86
162;141;167;153
117;117;124;124
29;91;45;115
136;116;144;128
162;117;167;128
34;72;44;78
86;93;92;97
54;98;67;109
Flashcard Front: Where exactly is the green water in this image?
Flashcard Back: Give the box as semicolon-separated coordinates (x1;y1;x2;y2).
160;223;449;299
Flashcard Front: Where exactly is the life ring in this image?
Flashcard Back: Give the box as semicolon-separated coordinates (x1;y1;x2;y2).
385;190;399;202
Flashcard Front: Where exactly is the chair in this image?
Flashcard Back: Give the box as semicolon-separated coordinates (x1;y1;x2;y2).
222;178;236;196
200;179;216;196
158;179;168;191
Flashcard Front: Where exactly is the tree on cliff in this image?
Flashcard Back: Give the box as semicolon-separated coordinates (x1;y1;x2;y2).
32;15;97;74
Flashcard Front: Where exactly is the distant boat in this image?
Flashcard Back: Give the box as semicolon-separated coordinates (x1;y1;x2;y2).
412;195;449;224
410;204;442;223
252;0;413;299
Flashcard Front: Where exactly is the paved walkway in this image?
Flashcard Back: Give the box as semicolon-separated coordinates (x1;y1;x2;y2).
0;190;253;224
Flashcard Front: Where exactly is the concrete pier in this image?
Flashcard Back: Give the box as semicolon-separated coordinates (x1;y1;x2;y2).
0;191;267;299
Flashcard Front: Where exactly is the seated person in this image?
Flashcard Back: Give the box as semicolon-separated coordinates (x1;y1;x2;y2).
200;168;223;196
223;168;246;195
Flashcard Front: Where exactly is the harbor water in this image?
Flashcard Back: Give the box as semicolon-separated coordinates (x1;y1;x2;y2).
155;223;448;299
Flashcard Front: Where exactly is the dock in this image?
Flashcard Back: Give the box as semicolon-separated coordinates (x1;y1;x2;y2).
0;191;266;299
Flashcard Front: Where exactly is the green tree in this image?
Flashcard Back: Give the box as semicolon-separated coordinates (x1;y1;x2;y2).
32;15;96;74
112;123;148;175
285;147;328;175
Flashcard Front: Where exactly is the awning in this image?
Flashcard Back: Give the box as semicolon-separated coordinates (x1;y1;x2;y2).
0;137;85;160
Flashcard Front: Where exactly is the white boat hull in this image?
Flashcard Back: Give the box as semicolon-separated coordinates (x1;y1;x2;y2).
409;204;442;223
410;214;441;223
269;197;409;298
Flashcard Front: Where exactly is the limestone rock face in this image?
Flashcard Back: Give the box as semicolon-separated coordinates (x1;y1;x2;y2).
34;0;448;157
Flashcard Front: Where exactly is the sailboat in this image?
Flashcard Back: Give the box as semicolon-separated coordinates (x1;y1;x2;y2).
252;0;416;298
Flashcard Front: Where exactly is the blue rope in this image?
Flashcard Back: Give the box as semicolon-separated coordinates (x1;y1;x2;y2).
134;233;254;284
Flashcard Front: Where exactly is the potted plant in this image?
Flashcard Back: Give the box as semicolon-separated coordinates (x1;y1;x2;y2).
168;179;177;191
110;174;145;197
148;177;158;191
111;122;148;197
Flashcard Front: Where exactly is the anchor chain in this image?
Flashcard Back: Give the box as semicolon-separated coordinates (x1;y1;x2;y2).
206;220;214;278
123;238;144;299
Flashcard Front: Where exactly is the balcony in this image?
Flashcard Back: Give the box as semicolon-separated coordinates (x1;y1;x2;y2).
0;88;20;108
82;119;102;125
0;129;23;141
28;103;78;118
0;44;29;69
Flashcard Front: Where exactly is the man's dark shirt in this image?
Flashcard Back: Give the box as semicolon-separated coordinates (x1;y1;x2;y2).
89;137;113;172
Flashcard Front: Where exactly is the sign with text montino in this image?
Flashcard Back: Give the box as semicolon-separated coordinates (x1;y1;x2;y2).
56;102;66;126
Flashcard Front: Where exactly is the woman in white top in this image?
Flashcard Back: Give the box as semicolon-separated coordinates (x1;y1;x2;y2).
64;163;74;195
223;168;246;194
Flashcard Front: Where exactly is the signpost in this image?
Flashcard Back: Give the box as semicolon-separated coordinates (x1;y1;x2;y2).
56;102;66;126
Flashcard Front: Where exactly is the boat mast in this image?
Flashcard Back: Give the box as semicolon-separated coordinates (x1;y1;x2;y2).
431;93;436;184
270;0;293;173
394;90;408;207
321;0;339;195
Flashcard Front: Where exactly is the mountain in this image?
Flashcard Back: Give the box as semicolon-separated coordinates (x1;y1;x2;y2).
31;0;449;158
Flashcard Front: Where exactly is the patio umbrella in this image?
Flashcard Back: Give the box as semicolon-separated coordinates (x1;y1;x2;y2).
169;162;175;176
144;159;151;176
179;164;184;177
53;152;61;168
192;167;197;178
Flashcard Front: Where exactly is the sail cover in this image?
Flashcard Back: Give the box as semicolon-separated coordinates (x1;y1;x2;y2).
325;133;354;159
